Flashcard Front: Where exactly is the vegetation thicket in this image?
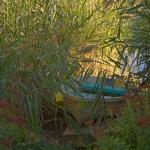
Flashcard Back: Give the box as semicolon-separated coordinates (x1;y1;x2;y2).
0;0;149;149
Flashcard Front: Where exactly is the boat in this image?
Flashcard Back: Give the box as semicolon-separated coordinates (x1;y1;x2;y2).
61;77;126;102
60;77;126;122
61;84;123;123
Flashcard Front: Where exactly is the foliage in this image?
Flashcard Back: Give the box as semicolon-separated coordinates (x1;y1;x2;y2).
0;0;132;131
12;142;62;150
0;0;150;149
0;0;106;130
0;118;63;150
95;137;128;150
0;119;27;142
94;91;150;150
106;0;150;81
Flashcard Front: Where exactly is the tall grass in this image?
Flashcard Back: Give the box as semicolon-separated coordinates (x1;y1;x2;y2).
1;0;149;132
103;0;150;83
0;0;107;130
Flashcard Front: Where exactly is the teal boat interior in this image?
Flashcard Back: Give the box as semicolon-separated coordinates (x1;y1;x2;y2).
79;77;126;96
